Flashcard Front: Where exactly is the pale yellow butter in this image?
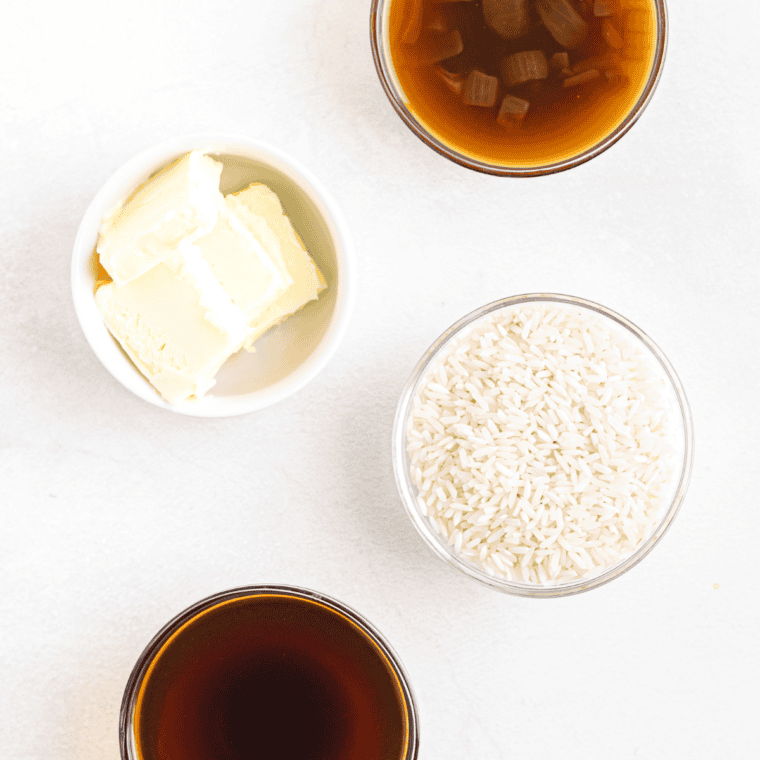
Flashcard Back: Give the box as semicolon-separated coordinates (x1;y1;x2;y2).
95;154;326;404
95;251;251;404
191;200;292;325
227;184;326;349
97;151;222;287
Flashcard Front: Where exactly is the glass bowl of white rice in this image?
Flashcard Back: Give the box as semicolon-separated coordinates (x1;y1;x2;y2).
392;294;693;597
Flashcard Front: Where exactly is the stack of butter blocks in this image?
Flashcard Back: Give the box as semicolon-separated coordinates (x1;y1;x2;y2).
95;151;325;404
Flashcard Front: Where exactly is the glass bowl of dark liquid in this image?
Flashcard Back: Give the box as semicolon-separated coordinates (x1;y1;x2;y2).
371;0;668;176
120;586;419;760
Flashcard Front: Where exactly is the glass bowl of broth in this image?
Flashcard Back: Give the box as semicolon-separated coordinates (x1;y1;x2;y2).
370;0;668;176
120;586;420;760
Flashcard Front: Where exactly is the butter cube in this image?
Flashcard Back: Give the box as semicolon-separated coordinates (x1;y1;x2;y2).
95;249;251;404
226;184;326;347
191;200;292;325
97;151;222;286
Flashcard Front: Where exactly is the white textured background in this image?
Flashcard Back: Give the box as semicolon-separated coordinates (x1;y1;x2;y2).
1;1;758;758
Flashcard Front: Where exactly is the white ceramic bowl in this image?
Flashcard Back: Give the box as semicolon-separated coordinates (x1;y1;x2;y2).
72;134;355;417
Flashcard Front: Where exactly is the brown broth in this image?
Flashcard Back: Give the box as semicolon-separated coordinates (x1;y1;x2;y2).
134;594;409;760
388;0;658;167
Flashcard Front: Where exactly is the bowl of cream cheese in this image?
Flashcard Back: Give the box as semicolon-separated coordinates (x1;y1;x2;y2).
72;134;355;417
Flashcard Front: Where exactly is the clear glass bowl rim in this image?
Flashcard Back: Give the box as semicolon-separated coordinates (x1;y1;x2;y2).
392;293;694;598
119;584;420;759
370;0;669;177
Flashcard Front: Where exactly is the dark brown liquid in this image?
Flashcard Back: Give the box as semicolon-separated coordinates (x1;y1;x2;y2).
135;594;409;760
388;0;658;167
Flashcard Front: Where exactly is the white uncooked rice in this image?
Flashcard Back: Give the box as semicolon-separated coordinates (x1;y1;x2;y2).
406;303;675;586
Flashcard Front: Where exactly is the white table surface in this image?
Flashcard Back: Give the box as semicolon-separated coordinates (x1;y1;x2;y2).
2;1;758;758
